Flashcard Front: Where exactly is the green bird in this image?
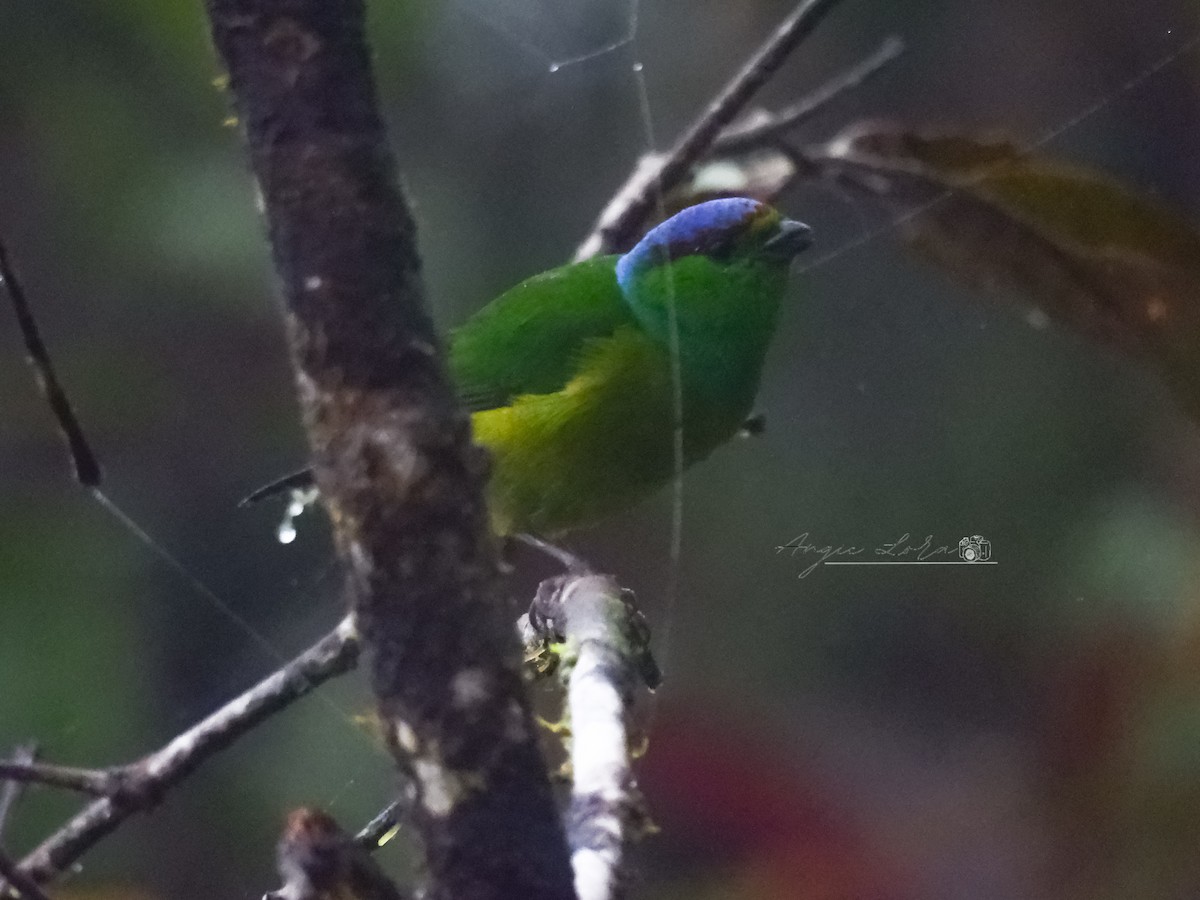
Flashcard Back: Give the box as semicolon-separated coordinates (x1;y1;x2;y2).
248;198;810;537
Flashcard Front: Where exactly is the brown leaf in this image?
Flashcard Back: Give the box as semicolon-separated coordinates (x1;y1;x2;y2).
809;122;1200;422
267;808;407;900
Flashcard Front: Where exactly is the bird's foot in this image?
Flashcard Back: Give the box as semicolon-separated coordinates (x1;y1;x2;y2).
514;533;593;575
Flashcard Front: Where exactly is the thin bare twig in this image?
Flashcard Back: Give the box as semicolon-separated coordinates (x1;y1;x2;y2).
713;35;904;154
523;576;660;900
18;617;359;885
0;761;121;798
0;743;38;844
0;850;50;900
574;0;850;260
354;799;405;851
0;237;101;486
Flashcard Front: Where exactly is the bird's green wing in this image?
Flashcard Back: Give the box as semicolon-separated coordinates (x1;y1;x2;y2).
449;255;634;412
238;256;630;507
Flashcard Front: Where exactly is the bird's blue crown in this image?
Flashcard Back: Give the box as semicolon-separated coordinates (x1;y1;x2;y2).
615;198;774;295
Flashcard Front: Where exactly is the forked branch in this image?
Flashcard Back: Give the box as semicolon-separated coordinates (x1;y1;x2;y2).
15;618;359;884
575;0;853;259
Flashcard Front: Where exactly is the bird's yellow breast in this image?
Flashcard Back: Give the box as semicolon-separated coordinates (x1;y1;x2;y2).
472;325;749;536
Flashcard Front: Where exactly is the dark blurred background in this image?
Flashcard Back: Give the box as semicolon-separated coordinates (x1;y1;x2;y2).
4;1;1200;898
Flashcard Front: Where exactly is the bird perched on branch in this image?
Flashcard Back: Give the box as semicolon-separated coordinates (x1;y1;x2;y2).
247;197;811;537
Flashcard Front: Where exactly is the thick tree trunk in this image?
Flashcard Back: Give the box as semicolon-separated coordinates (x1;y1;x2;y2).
204;3;575;897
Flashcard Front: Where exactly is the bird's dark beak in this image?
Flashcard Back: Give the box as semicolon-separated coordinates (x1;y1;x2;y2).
763;218;813;259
